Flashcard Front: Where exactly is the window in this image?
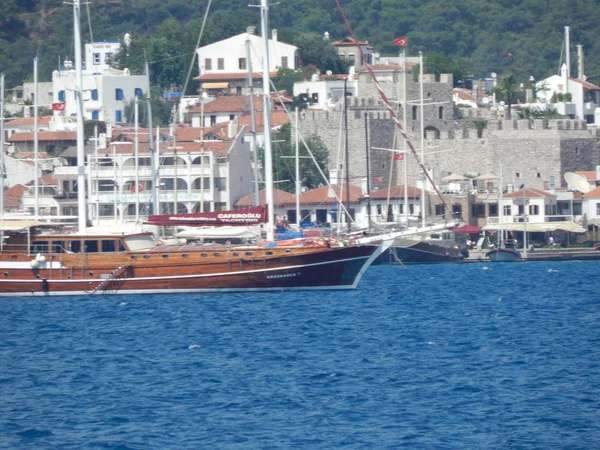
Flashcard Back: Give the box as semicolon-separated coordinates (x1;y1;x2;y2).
91;110;99;120
412;105;418;120
115;110;122;122
438;106;443;119
99;204;115;216
503;205;511;216
529;205;539;215
91;89;98;101
204;58;212;70
472;203;485;218
348;53;356;65
311;93;319;103
58;90;65;102
215;177;227;191
515;172;520;178
238;58;246;70
281;56;288;68
135;88;143;99
115;88;123;100
536;172;541;178
210;115;216;126
236;86;242;95
93;53;101;65
597;203;600;215
217;58;224;70
229;114;235;121
84;240;99;253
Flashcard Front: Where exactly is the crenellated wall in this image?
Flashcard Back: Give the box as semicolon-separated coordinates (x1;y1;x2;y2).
297;102;600;192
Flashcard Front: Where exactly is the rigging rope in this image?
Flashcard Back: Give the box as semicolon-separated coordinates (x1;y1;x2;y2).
334;0;450;215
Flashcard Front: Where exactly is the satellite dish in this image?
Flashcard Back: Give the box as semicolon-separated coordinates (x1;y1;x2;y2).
564;172;592;193
326;70;333;76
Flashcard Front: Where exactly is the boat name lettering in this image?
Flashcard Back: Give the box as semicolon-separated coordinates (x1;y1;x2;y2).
266;272;301;279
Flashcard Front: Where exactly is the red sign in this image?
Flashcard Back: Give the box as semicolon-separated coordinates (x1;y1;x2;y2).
394;37;408;47
145;206;268;227
374;177;383;183
393;153;404;161
51;102;66;111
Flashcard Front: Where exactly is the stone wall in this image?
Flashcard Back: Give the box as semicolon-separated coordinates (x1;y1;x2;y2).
297;104;600;192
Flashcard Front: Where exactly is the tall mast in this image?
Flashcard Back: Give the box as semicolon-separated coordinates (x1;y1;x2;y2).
419;51;425;227
74;0;87;233
34;56;39;217
260;0;274;240
344;77;351;232
0;73;4;220
246;36;260;206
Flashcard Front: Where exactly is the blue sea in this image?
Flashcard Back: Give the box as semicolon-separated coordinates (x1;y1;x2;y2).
1;260;599;449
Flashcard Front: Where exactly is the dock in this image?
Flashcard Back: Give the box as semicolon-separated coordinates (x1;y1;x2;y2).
465;247;600;262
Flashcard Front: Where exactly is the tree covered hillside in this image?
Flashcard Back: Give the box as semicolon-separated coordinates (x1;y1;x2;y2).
1;0;600;91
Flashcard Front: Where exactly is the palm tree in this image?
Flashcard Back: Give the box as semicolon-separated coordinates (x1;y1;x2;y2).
494;74;519;119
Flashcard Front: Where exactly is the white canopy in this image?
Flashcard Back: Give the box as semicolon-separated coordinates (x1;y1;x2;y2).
176;226;261;239
477;172;499;181
483;222;586;233
441;173;468;182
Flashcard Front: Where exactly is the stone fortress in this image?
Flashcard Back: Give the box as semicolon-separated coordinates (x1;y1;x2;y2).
296;72;600;196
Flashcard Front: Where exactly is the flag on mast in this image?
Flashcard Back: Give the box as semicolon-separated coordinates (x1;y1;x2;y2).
394;37;408;47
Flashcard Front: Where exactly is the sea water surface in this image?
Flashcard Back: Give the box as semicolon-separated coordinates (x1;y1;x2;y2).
1;260;599;449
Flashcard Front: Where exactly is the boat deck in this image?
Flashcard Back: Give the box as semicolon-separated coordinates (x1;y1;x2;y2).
464;247;600;262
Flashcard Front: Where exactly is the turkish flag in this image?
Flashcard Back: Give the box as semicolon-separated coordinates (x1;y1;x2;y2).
374;177;383;183
394;37;408;47
52;102;66;111
393;153;404;161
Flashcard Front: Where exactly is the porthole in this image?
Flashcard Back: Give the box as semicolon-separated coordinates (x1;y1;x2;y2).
232;252;239;257
266;251;273;256
130;255;138;260
143;254;151;259
3;272;7;277
213;253;221;257
67;276;71;279
35;274;40;279
201;253;208;257
285;249;292;253
89;272;94;276
162;254;169;259
245;252;253;256
181;254;190;258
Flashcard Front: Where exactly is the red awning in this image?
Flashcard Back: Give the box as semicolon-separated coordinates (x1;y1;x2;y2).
452;224;482;234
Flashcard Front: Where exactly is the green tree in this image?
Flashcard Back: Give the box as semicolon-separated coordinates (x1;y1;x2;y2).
494;74;519;119
267;122;329;193
292;33;349;75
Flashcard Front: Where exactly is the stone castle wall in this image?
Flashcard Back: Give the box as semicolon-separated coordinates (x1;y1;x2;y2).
297;103;600;191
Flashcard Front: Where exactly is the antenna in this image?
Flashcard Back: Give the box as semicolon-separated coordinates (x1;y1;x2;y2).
564;172;592;193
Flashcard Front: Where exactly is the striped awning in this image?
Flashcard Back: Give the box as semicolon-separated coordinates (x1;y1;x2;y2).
202;82;229;89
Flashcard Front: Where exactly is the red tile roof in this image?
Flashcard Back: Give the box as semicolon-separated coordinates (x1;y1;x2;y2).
235;188;296;207
4;116;53;127
504;188;556;198
3;184;29;207
331;37;374;49
570;78;600;91
583;186;600;198
370;185;423;199
293;184;363;205
576;171;599;181
7;131;77;142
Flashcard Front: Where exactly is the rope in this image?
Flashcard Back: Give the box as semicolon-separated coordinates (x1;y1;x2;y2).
334;0;449;215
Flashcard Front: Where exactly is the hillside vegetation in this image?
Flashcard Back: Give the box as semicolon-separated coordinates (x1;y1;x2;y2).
1;0;599;93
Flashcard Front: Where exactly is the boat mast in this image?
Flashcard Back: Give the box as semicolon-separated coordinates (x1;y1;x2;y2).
246;35;260;207
260;0;275;240
73;0;87;233
344;77;351;232
34;56;39;217
0;73;4;220
419;51;425;227
364;112;371;232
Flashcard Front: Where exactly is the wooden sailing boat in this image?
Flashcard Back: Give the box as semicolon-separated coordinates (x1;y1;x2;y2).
0;0;395;297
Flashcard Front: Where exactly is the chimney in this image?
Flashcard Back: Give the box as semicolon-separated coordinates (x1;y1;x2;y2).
271;29;278;42
246;26;256;35
228;120;238;139
577;44;585;81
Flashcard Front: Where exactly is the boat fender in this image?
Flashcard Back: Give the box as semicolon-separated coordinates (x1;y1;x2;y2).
30;259;39;268
36;253;46;263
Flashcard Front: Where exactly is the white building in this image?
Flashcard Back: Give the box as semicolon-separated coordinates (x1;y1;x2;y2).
293;74;358;110
52;40;150;126
194;27;299;95
536;64;600;124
